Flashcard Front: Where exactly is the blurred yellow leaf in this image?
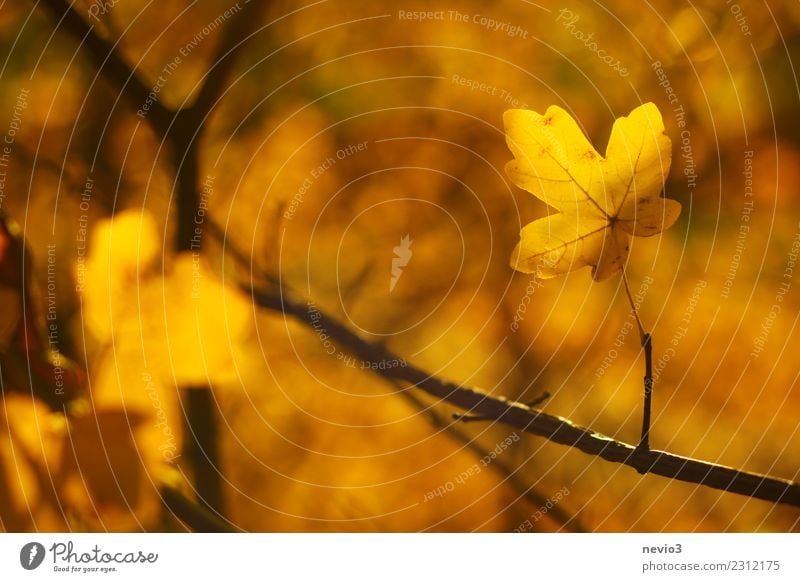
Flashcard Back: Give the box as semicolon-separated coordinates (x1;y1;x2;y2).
80;210;252;387
139;253;252;386
505;103;680;281
70;209;255;529
0;395;66;531
59;409;150;530
79;209;160;342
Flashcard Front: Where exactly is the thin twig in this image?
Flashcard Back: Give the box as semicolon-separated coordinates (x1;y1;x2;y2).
639;333;653;452
621;269;646;341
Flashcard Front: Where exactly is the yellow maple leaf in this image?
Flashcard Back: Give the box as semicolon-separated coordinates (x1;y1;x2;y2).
505;103;681;281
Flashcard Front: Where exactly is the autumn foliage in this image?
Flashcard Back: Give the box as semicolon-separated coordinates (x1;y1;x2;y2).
0;0;799;533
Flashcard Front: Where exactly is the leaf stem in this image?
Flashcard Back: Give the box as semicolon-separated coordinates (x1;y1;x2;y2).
621;269;645;342
621;269;653;451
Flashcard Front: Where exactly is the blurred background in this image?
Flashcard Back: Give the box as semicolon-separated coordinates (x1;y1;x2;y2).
0;0;799;532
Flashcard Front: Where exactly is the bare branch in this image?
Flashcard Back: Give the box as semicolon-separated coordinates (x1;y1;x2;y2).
169;0;265;253
160;484;234;533
38;0;172;136
185;2;266;125
245;283;800;508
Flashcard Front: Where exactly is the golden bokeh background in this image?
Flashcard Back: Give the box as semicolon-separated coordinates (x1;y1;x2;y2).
0;0;799;532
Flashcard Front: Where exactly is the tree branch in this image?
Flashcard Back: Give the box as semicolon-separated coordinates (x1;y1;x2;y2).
245;283;800;508
159;484;234;533
185;1;263;125
38;0;172;136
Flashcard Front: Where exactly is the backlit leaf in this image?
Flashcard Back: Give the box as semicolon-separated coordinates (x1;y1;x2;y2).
505;103;680;281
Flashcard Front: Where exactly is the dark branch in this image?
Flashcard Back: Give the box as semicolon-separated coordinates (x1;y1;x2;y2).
170;0;265;253
181;388;225;517
186;1;265;125
245;283;800;509
160;484;234;533
38;0;172;136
